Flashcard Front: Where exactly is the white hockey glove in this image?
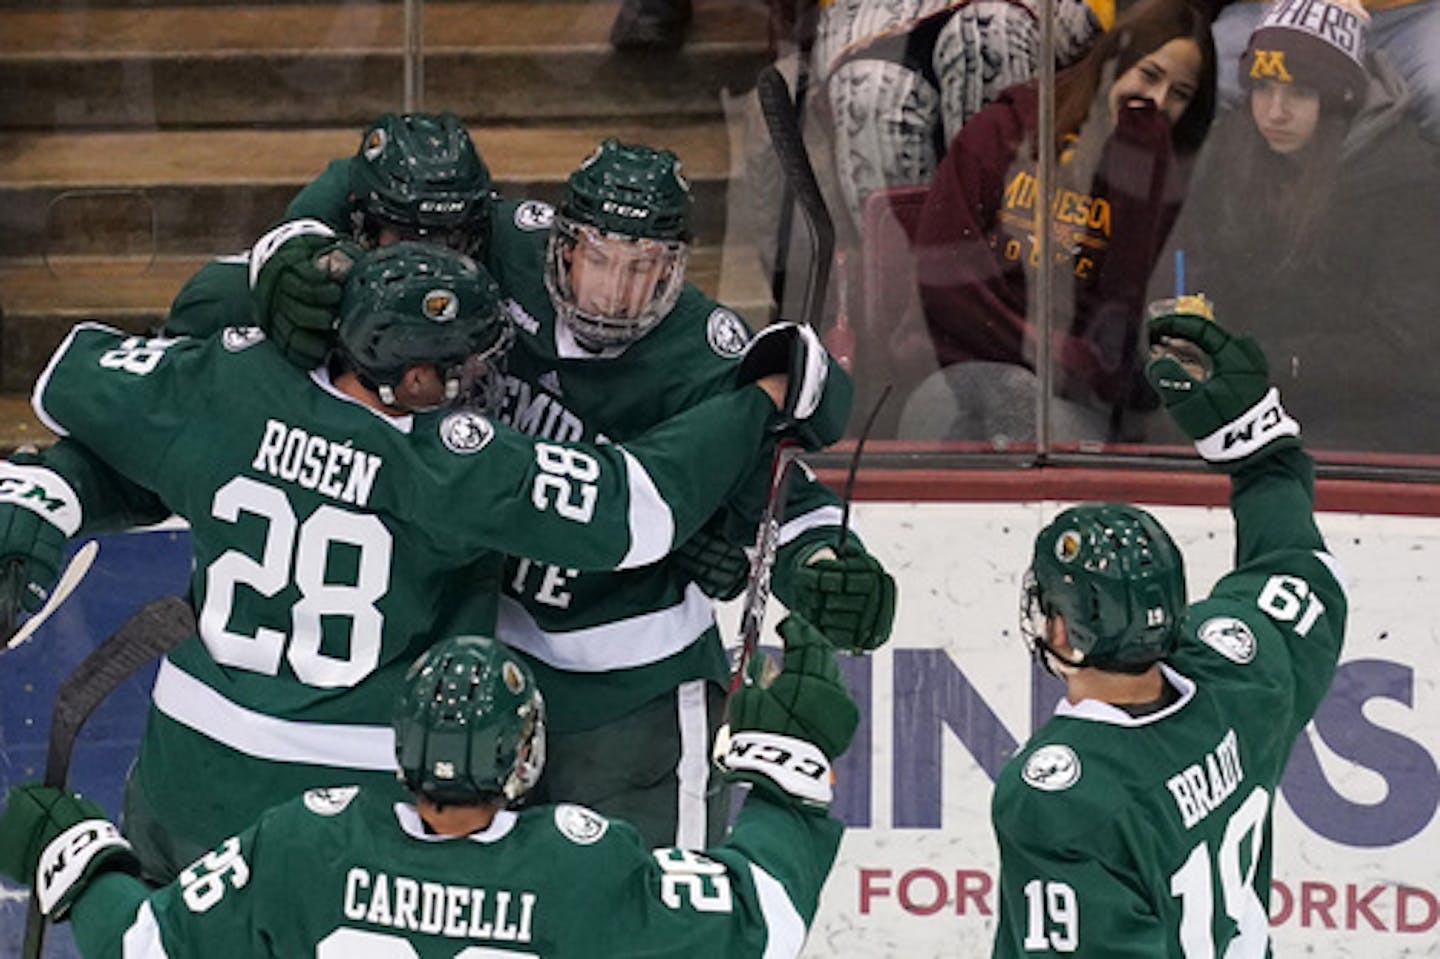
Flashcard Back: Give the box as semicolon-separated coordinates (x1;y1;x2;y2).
736;322;853;450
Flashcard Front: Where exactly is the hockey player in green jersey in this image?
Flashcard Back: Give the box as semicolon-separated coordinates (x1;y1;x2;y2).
0;614;858;958
991;295;1348;958
167;123;897;848
0;243;845;883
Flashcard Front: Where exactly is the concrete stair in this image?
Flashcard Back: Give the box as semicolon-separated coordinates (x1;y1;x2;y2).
0;0;778;450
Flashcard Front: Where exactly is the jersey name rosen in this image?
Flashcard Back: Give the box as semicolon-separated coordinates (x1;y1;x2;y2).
251;418;385;508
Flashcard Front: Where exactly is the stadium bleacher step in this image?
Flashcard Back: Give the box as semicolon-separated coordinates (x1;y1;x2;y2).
0;1;768;129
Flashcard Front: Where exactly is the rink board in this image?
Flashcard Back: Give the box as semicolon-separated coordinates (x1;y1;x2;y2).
2;499;1438;958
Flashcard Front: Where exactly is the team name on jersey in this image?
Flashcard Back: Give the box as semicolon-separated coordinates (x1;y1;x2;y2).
1166;728;1244;830
499;376;610;445
251;419;384;508
343;867;536;943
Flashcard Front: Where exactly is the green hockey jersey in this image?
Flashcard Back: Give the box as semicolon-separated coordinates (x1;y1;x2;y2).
68;785;842;959
31;323;781;859
484;199;852;730
165;165;860;732
991;450;1348;958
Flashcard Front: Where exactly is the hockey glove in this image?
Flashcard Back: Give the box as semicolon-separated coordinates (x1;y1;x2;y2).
672;520;749;601
1146;295;1300;470
0;457;79;619
790;541;896;653
737;322;853;450
723;614;859;806
0;784;139;919
250;220;360;369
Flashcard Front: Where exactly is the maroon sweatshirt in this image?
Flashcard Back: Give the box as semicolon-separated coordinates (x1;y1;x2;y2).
913;82;1185;410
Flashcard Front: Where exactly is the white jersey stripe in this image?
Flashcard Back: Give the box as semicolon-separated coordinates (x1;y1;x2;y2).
151;659;394;770
122;900;170;958
673;679;711;850
618;446;674;569
777;504;845;547
750;861;808;958
496;583;714;672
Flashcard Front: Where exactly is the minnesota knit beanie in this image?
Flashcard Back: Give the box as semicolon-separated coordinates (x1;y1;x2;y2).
1240;0;1370;109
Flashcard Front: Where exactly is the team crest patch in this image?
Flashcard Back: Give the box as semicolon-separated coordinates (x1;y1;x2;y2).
221;326;267;352
513;200;554;232
1022;745;1081;792
554;804;609;845
303;786;360;816
707;308;751;358
440;411;496;455
1198;617;1257;664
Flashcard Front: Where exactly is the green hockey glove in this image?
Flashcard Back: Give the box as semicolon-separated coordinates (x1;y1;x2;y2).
672;521;749;601
0;456;78;618
0;784;139;919
1145;295;1300;470
250;220;359;368
723;615;859;806
790;540;896;653
737;322;854;450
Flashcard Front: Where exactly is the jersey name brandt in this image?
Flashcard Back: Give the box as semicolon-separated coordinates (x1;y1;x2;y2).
342;867;537;942
251;418;384;508
1165;727;1245;830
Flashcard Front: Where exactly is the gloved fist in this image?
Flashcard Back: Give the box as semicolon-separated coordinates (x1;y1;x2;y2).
250;221;361;368
722;615;859;806
737;322;854;450
790;541;896;652
1146;295;1300;469
0;784;138;918
0;458;78;621
672;521;749;601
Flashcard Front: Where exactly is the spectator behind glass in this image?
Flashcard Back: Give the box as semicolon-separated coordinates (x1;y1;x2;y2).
903;0;1217;446
1161;0;1440;455
1211;0;1440;144
809;0;1107;237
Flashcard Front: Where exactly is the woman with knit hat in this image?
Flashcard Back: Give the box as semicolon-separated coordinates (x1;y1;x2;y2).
1160;0;1440;454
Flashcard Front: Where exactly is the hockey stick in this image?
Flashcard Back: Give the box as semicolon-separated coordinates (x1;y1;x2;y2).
723;64;838;703
757;63;834;329
2;541;101;654
836;384;892;552
22;595;197;959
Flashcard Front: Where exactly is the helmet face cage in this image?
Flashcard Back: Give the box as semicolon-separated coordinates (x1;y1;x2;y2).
544;217;688;350
337;243;514;409
1025;504;1186;672
393;635;548;806
349;112;495;259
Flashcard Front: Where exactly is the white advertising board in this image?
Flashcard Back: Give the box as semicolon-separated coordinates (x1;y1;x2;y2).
720;501;1440;957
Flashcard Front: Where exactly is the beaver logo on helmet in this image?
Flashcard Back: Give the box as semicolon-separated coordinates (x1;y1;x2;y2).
363;128;387;162
1055;530;1083;564
423;289;459;322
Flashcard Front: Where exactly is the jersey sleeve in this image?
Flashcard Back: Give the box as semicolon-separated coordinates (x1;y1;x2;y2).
165;259;252;339
282;157;354;226
68;820;273;959
448;385;781;572
35;438;172;534
1200;447;1349;730
608;787;843;958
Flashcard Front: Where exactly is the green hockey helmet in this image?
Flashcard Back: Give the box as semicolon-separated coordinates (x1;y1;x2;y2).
394;635;546;806
336;242;513;410
349;112;495;258
1021;503;1186;674
545;139;692;349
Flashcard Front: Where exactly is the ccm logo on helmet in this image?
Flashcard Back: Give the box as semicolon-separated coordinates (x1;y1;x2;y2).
600;200;650;220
